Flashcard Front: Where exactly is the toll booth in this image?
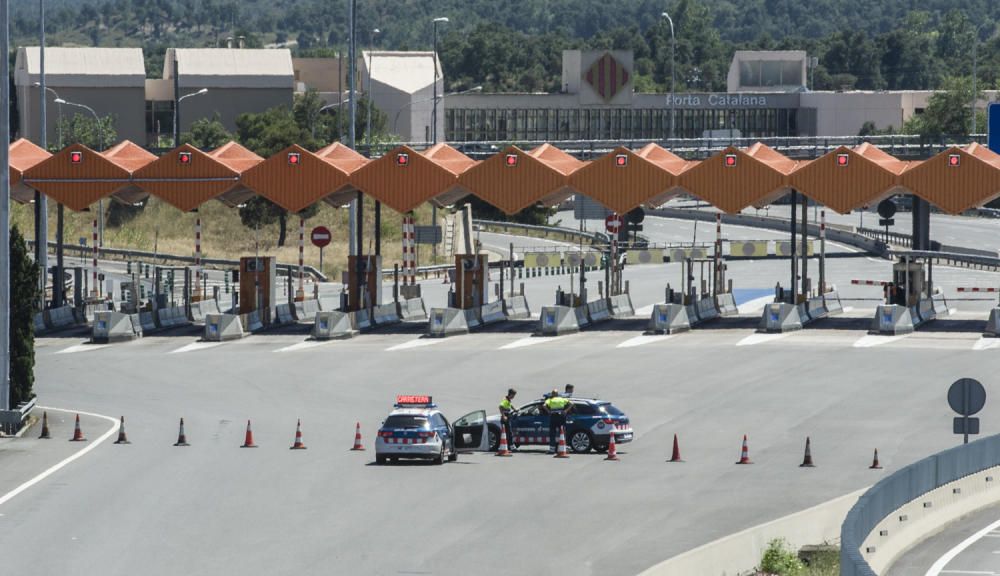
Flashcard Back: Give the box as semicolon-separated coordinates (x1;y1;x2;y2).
452;254;489;309
239;256;276;323
347;254;382;312
890;258;926;307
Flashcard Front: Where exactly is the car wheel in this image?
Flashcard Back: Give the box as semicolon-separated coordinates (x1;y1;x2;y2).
569;430;593;453
434;443;445;465
487;426;500;452
376;455;387;465
448;439;458;462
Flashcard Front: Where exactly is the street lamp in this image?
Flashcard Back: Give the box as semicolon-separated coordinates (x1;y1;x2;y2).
972;25;985;136
55;97;105;246
432;16;449;144
367;28;380;152
32;82;62;148
173;87;208;146
393;85;481;136
661;11;676;142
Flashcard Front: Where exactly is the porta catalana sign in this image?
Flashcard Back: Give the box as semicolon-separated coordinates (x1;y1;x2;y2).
667;93;786;108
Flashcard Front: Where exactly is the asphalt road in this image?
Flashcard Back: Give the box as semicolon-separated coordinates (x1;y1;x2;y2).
886;503;1000;576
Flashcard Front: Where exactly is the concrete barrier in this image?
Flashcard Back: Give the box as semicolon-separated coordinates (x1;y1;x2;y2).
715;293;738;316
373;303;401;326
157;306;189;329
33;312;46;334
805;296;828;321
92;311;142;343
870;305;914;335
46;305;78;330
275;303;296;325
729;240;769;258
480;301;506;325
608;293;634;318
318;296;338;311
399;298;428;321
931;293;951;317
428;308;469;337
190;299;221;323
648;304;691;334
294;299;320;321
463;308;482;330
985;309;1000;337
694;297;719;322
823;290;844;314
587;298;611;323
503;295;531;320
574;305;591;328
758;302;803;333
539;305;580;336
245;310;264;333
204;313;244;341
139;311;157;333
353;309;372;331
917;298;937;324
312;311;356;340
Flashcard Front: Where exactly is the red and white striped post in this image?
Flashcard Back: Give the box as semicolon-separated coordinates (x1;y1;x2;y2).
819;210;826;295
296;218;305;300
402;214;416;286
714;213;722;296
193;217;202;299
92;218;99;298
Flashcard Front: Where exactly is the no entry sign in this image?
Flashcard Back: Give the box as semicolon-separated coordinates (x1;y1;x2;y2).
311;226;332;248
605;214;623;234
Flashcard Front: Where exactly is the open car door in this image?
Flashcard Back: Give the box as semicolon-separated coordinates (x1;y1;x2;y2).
453;410;489;452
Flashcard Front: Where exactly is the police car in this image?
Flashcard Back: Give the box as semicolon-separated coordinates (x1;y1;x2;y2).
486;397;633;453
375;396;489;465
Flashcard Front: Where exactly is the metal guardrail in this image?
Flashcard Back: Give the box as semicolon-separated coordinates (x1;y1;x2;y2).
28;240;327;282
891;250;1000;272
0;397;37;436
857;227;913;248
841;433;1000;576
473;219;611;245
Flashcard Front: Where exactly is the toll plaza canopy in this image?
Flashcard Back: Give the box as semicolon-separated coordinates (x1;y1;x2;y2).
14;140;1000;217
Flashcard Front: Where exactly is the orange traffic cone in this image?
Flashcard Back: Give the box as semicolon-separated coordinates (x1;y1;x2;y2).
869;448;882;469
174;418;190;446
290;419;307;450
241;419;258;448
350;422;365;451
605;429;619;461
799;437;814;467
554;426;570;458
70;414;86;442
668;433;683;462
38;411;51;439
114;416;131;445
735;434;752;464
496;424;512;457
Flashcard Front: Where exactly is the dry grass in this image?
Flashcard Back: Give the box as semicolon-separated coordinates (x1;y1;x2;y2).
10;197;446;278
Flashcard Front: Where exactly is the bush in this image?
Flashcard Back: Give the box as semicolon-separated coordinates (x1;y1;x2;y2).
9;226;38;408
759;538;804;576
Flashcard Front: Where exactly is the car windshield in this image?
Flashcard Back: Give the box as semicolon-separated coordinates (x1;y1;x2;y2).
598;404;624;416
383;415;429;429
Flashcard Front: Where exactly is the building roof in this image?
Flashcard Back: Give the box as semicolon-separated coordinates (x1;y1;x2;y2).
363;51;439;94
422;144;478;207
209;142;265;207
315;143;367;207
15;47;145;87
9;139;51;203
165;48;294;89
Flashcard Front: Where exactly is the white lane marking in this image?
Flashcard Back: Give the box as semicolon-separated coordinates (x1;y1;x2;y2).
736;333;792;346
938;570;997;575
973;338;1000;351
169;341;224;354
274;340;333;353
499;335;567;350
55;342;110;354
385;338;447;352
737;296;775;315
853;334;909;348
0;407;119;509
617;334;675;348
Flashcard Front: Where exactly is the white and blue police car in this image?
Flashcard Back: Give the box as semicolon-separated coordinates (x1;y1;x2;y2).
375;396;490;465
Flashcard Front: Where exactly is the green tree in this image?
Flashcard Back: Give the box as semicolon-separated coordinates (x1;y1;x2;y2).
180;115;233;149
56;112;118;151
904;75;981;137
9;226;38;408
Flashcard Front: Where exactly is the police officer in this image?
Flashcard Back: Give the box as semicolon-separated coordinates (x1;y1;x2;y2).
543;389;572;454
499;388;517;450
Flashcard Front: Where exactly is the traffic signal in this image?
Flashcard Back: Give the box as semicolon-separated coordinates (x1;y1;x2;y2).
70;150;83;164
287;152;301;165
614;154;628;167
178;152;192;165
395;152;409;166
836;153;849;167
724;154;737;167
505;154;518;167
948;154;961;167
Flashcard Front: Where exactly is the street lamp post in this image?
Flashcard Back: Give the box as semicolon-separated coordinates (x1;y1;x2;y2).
432;17;448;144
2;0;10;411
366;28;380;152
34;82;66;306
55;98;104;246
36;0;47;310
661;11;675;142
972;25;984;136
173;88;208;146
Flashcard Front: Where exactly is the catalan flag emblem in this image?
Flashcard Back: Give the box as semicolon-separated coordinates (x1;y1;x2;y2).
585;52;630;102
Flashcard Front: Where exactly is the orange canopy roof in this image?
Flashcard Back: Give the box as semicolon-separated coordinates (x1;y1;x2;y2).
349;145;458;214
569;146;676;214
460;145;578;215
315;142;368;207
791;146;904;214
680;145;792;213
635;143;697;207
242;144;353;213
133;144;240;212
422;143;479;207
9;139;51;204
209;141;264;207
901;143;1000;214
23;143;131;211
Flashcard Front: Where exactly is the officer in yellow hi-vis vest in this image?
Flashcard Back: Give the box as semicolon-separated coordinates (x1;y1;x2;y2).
499;388;517;450
543;389;573;454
